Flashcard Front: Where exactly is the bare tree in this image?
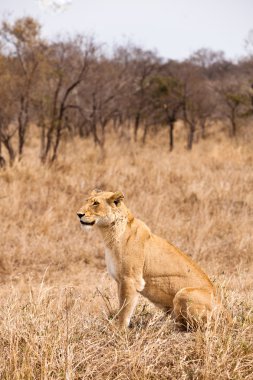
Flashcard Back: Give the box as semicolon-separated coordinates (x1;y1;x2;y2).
33;36;96;162
121;46;161;141
0;15;252;167
0;17;42;157
215;79;247;137
0;51;18;164
148;74;183;150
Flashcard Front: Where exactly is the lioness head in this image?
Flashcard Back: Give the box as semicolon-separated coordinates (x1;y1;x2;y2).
77;189;125;229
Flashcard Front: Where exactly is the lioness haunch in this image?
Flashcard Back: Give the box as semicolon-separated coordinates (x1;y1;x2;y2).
77;190;224;329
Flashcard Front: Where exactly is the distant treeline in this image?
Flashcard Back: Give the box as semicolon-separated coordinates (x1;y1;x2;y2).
0;17;252;165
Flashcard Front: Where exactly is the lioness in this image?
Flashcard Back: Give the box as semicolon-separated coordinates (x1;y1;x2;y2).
77;190;221;329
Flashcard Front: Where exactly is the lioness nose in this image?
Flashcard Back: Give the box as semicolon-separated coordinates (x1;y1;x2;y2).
77;212;85;219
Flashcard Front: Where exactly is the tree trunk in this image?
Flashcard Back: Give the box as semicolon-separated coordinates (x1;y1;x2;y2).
90;95;102;147
142;122;149;144
228;106;237;137
112;115;120;132
2;138;15;165
168;122;174;151
231;117;237;137
0;140;6;168
18;123;25;157
187;123;195;150
201;121;206;139
0;156;5;168
91;113;100;146
18;98;29;158
40;119;57;164
51;120;63;162
134;113;140;142
78;121;89;138
39;122;46;159
92;121;100;145
100;120;107;148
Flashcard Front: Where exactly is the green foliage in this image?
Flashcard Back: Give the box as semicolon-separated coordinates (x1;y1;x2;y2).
149;76;182;100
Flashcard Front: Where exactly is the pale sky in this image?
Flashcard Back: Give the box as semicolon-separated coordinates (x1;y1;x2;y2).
0;0;252;60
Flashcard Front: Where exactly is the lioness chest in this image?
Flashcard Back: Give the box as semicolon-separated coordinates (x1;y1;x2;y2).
105;248;120;281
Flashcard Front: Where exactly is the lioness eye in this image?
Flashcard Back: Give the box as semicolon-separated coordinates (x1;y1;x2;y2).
93;201;100;206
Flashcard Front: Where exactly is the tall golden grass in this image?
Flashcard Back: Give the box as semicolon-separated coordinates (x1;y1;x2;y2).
0;128;252;379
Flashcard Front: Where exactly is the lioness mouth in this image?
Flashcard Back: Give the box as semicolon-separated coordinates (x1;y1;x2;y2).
80;220;95;226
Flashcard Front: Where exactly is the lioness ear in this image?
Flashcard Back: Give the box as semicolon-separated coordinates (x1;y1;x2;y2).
109;191;124;206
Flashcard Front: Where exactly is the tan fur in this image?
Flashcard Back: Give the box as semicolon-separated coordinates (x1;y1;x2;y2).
77;190;222;329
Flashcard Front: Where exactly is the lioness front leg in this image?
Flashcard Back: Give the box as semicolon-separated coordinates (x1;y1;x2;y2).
117;278;139;329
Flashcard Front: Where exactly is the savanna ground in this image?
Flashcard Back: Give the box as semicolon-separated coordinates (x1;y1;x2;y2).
0;125;253;379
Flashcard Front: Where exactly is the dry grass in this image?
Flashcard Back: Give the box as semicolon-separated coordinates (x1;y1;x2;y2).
0;129;253;379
